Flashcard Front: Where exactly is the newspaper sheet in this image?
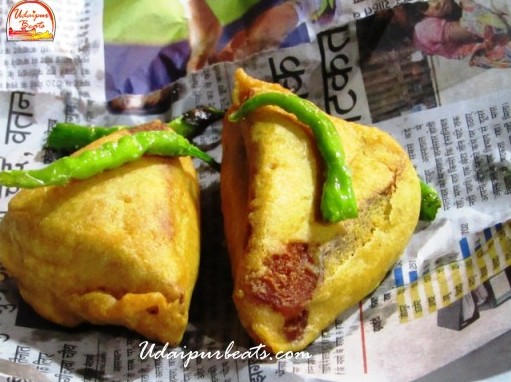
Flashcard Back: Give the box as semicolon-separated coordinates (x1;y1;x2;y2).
1;0;511;381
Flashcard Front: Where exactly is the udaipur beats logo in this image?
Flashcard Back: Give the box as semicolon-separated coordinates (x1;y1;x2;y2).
6;0;55;41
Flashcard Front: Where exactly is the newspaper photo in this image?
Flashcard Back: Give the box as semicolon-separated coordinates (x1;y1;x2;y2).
0;0;510;381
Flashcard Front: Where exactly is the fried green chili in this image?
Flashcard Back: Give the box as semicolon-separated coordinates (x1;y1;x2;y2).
46;106;224;153
0;130;220;189
172;105;224;138
46;124;125;153
228;92;358;223
419;180;442;221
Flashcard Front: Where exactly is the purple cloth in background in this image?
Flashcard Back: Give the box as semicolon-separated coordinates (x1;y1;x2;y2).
103;0;311;102
104;25;308;101
104;40;190;100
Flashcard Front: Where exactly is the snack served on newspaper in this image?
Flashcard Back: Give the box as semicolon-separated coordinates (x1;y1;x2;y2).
221;69;422;352
0;120;210;345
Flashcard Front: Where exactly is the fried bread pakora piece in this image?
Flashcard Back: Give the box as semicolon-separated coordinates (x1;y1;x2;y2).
221;69;421;352
0;121;200;345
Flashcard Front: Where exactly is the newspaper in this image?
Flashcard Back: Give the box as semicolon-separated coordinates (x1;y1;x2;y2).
1;0;511;381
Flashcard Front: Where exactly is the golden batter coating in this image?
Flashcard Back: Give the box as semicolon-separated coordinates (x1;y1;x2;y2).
221;69;421;352
0;121;200;345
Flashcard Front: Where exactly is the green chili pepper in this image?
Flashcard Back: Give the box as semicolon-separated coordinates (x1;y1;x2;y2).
228;92;358;223
419;180;442;221
45;124;125;153
46;106;224;153
0;131;220;189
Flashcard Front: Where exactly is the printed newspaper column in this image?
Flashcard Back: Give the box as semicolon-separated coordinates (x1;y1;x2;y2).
317;25;364;122
0;91;41;214
313;20;372;124
381;92;511;290
5;92;34;145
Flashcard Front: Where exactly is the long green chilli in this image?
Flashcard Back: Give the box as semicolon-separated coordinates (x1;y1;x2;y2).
46;106;224;153
229;92;358;223
0;131;220;189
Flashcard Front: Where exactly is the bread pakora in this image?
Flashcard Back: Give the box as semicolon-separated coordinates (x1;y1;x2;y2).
0;121;200;345
221;69;421;352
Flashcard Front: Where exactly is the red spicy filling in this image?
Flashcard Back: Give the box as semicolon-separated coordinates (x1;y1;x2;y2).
246;242;319;340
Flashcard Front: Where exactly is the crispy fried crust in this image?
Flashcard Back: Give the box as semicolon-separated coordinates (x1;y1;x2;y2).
0;121;200;345
221;69;420;352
